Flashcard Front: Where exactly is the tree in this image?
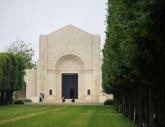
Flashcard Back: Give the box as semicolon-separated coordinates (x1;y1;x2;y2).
5;39;35;69
102;0;165;127
0;53;26;105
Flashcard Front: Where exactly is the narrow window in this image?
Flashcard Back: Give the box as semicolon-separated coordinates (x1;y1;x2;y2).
87;89;90;95
49;89;52;95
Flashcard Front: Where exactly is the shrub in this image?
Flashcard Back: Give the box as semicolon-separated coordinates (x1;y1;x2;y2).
23;98;32;102
15;98;32;103
104;99;113;105
14;100;24;104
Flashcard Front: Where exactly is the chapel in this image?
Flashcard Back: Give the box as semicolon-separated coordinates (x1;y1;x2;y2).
25;25;111;103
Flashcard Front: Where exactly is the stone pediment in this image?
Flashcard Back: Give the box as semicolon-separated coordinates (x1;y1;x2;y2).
47;25;93;37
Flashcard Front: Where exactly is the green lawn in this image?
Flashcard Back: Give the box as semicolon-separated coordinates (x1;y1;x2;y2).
0;104;136;127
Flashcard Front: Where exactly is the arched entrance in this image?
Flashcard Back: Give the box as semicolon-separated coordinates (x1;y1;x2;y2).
55;54;84;99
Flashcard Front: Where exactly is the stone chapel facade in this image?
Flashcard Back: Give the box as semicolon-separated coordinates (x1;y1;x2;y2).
25;25;111;103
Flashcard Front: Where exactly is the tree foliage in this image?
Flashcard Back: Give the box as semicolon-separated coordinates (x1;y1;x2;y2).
102;0;165;127
5;39;35;69
0;53;26;105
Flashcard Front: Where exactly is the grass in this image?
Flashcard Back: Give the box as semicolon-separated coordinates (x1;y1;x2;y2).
0;104;136;127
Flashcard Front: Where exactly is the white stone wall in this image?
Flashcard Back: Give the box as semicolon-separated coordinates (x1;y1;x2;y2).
25;70;37;98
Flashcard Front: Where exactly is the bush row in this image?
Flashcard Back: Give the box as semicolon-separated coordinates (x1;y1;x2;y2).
13;98;32;104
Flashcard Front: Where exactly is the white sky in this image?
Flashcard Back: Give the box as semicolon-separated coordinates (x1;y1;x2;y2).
0;0;107;60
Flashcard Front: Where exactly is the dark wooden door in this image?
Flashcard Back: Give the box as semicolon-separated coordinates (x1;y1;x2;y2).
62;74;78;99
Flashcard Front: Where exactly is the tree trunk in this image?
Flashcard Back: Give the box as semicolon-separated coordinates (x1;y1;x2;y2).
9;90;13;104
1;91;5;105
0;91;2;105
148;87;152;127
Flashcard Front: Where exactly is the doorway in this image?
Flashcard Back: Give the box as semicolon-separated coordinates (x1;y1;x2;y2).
62;74;78;99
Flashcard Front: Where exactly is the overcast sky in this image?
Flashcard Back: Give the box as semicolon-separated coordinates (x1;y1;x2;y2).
0;0;107;60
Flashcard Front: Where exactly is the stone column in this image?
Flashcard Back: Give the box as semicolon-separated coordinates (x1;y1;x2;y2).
92;35;101;102
39;35;48;96
55;70;61;102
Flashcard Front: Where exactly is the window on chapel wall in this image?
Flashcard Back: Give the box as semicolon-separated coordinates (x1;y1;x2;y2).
87;89;90;95
49;89;52;95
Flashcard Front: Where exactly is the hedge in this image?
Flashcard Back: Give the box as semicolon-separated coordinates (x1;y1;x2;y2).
14;100;24;104
104;99;113;105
